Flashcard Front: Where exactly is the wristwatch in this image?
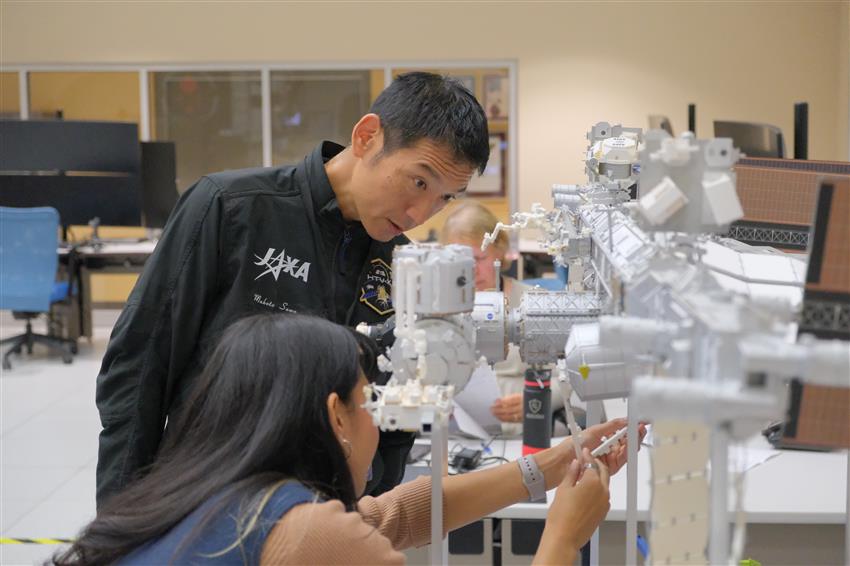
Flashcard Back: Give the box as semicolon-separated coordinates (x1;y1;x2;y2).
517;454;547;502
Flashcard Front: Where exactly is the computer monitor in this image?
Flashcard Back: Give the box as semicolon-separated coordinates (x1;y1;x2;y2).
713;120;785;158
0;119;140;173
0;176;142;227
0;120;142;227
140;141;179;228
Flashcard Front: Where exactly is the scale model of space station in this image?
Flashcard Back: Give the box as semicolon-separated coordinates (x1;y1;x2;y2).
359;123;850;566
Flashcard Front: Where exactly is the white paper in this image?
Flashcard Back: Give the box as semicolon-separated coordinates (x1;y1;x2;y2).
454;364;504;433
451;403;491;440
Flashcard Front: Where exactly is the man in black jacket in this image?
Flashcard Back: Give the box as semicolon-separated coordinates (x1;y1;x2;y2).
95;72;490;506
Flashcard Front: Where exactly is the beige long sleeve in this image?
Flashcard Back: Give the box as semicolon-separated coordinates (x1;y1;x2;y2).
260;477;436;565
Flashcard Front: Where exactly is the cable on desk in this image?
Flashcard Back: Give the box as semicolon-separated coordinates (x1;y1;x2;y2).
478;456;511;465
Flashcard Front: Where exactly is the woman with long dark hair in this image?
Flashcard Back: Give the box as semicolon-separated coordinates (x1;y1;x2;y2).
55;314;636;565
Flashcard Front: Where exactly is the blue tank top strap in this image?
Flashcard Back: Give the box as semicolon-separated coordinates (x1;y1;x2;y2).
119;480;317;565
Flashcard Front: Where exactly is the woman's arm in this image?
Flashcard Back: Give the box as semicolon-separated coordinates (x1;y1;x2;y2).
355;418;640;551
442;417;632;531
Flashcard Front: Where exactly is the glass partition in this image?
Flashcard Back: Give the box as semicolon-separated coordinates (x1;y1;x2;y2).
152;71;262;191
270;70;374;165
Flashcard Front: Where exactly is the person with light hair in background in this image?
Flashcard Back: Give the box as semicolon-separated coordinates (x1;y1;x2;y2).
440;200;565;435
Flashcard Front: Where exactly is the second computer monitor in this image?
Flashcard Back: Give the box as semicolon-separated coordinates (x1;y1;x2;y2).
0;120;143;227
140;141;179;229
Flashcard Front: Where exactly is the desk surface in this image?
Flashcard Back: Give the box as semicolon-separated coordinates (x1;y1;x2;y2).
59;240;158;256
429;434;848;525
492;436;848;524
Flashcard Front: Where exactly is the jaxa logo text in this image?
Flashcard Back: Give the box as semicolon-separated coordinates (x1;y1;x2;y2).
254;248;311;283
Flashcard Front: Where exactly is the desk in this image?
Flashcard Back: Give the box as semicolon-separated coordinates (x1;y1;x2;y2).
491;436;847;524
56;240;157;339
406;434;848;565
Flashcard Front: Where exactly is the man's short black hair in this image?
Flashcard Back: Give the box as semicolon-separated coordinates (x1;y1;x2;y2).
370;72;490;175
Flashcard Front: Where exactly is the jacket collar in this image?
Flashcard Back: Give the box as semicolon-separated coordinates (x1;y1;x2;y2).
303;141;346;220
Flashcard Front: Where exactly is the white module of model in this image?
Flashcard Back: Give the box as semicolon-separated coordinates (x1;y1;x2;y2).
361;243;487;566
363;244;479;432
363;123;848;566
480;123;849;566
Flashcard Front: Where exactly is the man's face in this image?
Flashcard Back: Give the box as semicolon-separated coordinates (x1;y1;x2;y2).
351;136;476;242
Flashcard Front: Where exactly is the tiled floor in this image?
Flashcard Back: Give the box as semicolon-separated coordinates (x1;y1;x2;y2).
1;312;116;566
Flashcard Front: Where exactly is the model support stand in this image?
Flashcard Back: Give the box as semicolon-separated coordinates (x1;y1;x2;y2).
362;244;479;566
430;413;449;566
364;122;850;565
627;403;640;565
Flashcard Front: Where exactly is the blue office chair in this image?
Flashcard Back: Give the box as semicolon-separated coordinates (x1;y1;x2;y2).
0;207;77;370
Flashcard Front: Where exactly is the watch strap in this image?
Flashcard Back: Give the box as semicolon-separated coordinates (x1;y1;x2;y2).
517;454;546;502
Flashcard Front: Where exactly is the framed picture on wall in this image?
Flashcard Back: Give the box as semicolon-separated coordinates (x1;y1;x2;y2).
466;133;505;196
483;75;508;120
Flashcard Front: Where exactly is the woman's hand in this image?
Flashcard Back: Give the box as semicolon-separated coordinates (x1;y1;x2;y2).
534;448;610;565
559;418;647;476
490;393;523;423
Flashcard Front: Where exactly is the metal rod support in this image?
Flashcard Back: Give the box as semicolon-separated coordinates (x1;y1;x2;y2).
587;401;603;566
626;401;640;565
845;449;849;566
430;415;448;566
709;423;730;565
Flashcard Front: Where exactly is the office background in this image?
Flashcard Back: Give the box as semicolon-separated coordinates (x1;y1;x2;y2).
1;3;849;564
1;0;848;300
3;0;848;205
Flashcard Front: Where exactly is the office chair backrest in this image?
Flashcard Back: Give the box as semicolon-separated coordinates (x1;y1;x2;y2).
713;120;785;158
0;207;60;312
648;115;673;136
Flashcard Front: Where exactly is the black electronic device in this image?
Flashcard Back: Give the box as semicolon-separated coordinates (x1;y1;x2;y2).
793;102;808;160
0;119;140;173
0;120;143;229
687;103;696;135
451;448;482;472
140;141;179;228
0;176;142;227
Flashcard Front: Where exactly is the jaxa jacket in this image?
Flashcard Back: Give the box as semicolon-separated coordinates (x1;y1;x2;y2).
95;142;409;506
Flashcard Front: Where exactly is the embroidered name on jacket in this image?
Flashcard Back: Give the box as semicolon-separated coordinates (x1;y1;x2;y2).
360;258;393;315
254;248;311;283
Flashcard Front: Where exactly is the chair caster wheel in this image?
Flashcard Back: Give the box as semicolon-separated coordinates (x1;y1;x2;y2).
2;360;11;371
62;355;73;364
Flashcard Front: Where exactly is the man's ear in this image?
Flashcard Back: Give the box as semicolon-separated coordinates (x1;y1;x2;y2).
326;391;347;438
351;113;382;159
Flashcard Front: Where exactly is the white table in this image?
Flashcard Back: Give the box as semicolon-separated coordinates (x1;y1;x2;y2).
57;240;158;338
489;436;848;525
410;431;848;565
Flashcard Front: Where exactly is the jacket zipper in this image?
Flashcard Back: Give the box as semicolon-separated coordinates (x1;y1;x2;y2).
345;240;379;325
338;227;353;275
329;226;352;323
